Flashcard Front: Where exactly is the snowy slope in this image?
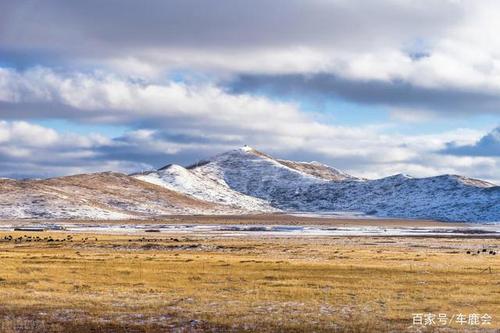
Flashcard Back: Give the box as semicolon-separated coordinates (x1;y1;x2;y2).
187;147;499;222
1;146;498;222
133;164;276;212
0;172;240;220
276;160;359;181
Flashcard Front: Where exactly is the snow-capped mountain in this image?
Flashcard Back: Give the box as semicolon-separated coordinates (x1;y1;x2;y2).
1;146;498;222
170;146;498;222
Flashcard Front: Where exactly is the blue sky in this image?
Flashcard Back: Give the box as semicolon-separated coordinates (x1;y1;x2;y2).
0;0;499;183
35;119;128;139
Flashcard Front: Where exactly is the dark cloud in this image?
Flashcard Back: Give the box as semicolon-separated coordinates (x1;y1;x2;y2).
0;101;95;120
92;131;238;168
1;0;460;55
442;127;500;157
228;73;500;115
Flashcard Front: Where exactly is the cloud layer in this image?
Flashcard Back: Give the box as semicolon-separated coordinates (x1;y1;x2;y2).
0;67;498;183
0;1;498;182
443;127;500;157
3;0;500;95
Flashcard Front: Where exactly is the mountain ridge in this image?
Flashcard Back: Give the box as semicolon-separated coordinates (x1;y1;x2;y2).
160;146;499;222
1;146;498;222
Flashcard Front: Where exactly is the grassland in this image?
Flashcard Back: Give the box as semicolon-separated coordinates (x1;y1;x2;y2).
0;229;498;332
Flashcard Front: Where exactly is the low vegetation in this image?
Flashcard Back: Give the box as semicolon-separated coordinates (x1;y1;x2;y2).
0;231;498;332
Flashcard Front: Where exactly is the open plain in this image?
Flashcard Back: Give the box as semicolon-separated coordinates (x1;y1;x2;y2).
0;216;498;332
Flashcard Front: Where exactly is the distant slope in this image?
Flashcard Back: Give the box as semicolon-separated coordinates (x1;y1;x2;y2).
186;147;500;222
0;172;238;219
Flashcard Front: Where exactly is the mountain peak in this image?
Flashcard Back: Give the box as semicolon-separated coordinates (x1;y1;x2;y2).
207;146;275;162
239;145;255;152
186;146;356;181
236;145;274;159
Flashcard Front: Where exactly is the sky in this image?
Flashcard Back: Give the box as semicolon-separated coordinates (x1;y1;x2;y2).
0;0;499;183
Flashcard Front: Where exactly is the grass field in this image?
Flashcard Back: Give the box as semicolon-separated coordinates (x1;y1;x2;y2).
0;230;498;332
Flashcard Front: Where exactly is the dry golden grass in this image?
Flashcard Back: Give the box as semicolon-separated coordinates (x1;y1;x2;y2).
0;231;498;332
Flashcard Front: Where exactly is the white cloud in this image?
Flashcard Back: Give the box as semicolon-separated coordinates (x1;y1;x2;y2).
0;67;498;183
0;120;59;147
0;120;151;178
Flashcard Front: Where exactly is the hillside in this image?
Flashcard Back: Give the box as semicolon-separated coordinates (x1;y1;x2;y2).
1;146;499;222
0;172;238;219
183;147;500;222
133;164;276;212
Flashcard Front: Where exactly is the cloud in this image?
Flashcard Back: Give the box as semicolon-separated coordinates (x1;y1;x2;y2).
0;67;362;141
0;120;59;147
0;67;498;184
229;73;500;116
2;0;500;120
0;1;475;80
0;1;495;86
2;0;459;55
0;2;498;184
0;120;147;178
442;127;500;157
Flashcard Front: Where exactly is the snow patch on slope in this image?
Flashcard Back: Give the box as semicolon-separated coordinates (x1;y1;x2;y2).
134;164;277;212
276;159;360;181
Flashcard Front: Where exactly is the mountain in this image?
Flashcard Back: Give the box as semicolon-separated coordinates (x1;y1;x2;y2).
1;146;499;222
0;172;240;219
136;146;499;222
